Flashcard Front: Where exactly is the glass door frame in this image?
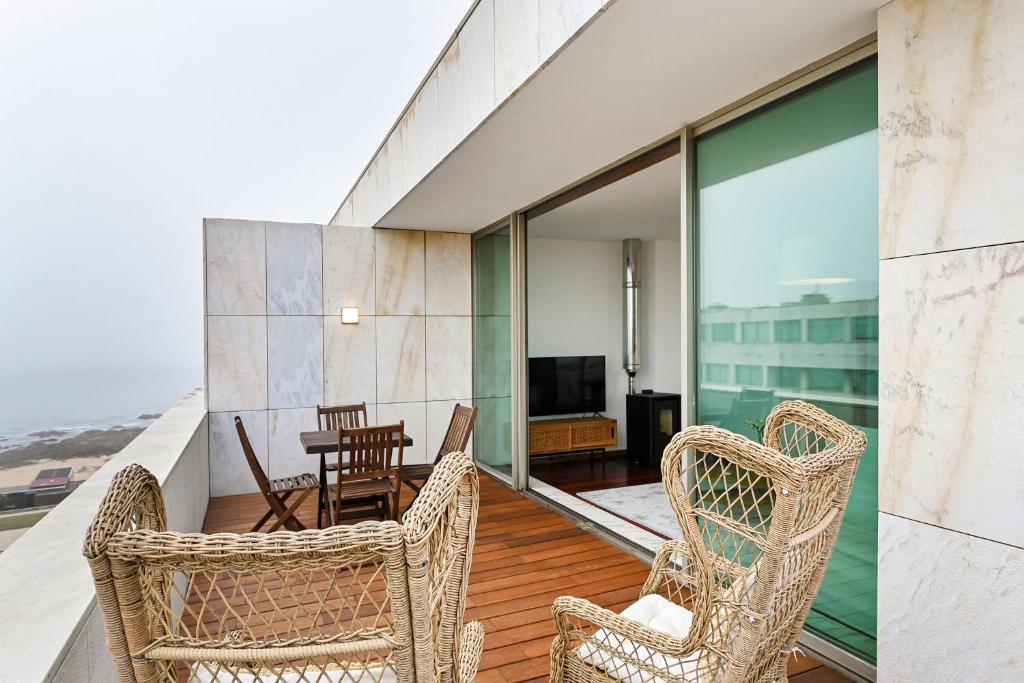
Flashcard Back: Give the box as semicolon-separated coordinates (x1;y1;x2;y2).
470;217;530;489
683;43;878;683
470;33;878;682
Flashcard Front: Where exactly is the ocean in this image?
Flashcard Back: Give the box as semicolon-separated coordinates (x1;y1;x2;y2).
0;365;201;451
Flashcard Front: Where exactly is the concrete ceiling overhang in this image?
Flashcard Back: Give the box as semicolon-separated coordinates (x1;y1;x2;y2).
378;0;881;233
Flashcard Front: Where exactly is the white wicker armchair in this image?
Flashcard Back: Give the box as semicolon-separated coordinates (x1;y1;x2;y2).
83;451;483;683
550;400;866;683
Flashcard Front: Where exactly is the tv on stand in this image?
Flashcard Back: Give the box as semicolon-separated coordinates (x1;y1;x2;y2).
528;355;606;417
527;356;616;465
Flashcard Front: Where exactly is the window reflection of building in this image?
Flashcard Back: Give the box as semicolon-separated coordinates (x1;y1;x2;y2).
698;293;879;434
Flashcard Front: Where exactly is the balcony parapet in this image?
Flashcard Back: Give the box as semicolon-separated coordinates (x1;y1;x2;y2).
0;389;208;683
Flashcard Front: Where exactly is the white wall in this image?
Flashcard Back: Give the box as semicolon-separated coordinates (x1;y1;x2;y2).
877;0;1024;679
527;237;681;449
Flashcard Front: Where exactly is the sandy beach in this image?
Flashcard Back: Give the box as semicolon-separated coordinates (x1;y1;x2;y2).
0;426;145;488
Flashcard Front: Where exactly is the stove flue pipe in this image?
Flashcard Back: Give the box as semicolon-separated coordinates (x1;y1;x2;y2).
623;239;641;394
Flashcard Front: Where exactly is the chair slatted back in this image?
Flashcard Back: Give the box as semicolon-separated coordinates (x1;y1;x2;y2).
341;422;404;482
235;416;273;499
433;404;478;465
318;402;369;431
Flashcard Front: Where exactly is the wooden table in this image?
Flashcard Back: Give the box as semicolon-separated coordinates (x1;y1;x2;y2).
299;430;414;528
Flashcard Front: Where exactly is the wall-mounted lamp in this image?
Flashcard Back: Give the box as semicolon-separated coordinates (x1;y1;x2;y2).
341;307;360;324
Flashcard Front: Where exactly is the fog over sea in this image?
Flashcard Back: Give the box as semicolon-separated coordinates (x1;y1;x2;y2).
0;365;200;452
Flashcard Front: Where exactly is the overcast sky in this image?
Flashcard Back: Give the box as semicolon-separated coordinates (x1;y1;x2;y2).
0;1;469;423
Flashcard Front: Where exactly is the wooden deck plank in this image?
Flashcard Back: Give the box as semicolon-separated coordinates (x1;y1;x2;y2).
203;472;849;681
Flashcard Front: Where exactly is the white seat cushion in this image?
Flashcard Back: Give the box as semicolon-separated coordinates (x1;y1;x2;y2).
577;594;703;683
190;663;396;683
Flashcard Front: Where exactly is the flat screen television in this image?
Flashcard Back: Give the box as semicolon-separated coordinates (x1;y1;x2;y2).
528;355;606;417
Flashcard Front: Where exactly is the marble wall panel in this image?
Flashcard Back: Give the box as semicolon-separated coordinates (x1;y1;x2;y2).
426;316;472;401
210;410;266;496
205;219;266;315
377;401;428;466
436;0;495;157
376;316;427;404
878;0;1024;258
495;0;541;103
333;198;356;227
425;231;472;315
376;229;425;315
539;0;602;62
396;71;440;196
267;316;324;409
206;315;267;412
880;224;1024;547
324;224;376;316
268;407;319;480
266;222;322;315
878;513;1024;681
323;315;377;406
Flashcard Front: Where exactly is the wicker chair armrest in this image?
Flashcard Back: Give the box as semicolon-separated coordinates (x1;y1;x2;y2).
106;523;405;565
458;621;485;682
552;596;707;659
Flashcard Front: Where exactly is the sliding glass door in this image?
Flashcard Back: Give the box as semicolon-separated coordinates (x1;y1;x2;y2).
693;60;879;661
472;225;513;479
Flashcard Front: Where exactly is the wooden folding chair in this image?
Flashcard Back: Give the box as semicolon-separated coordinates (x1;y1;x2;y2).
235;416;318;532
329;422;404;523
401;404;477;498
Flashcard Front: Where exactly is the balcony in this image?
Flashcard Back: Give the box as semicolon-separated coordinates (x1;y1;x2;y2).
0;390;849;682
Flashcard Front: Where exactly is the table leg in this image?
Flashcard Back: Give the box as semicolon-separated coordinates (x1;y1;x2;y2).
318;454;327;529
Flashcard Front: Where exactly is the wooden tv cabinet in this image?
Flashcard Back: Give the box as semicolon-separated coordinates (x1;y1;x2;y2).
528;416;618;457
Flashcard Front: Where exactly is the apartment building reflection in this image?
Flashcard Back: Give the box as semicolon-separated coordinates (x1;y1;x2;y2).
698;292;879;437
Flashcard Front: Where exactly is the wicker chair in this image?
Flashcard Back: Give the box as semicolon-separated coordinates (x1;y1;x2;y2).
550;400;866;683
82;451;484;683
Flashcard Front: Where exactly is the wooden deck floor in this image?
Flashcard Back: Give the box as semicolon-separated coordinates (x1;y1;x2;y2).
203;473;848;683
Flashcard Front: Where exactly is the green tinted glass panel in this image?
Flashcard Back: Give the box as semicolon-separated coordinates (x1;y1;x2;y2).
741;321;769;343
473;227;513;476
775;319;802;343
852;315;879;340
808;317;846;343
695;60;879;662
711;323;735;342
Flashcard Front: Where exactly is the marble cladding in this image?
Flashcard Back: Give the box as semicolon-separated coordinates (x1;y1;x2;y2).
878;1;1024;675
426;316;472;402
376;316;426;404
878;0;1024;258
377;402;429;466
878;513;1024;680
205;220;471;495
324;315;377;406
332;0;604;228
376;229;426;315
268;408;318;480
425;231;472;315
204;219;266;315
539;0;603;62
436;0;495;163
323;224;375;315
210;410;267;497
879;243;1024;547
206;315;267;412
266;222;322;315
495;0;540;103
267;315;323;409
